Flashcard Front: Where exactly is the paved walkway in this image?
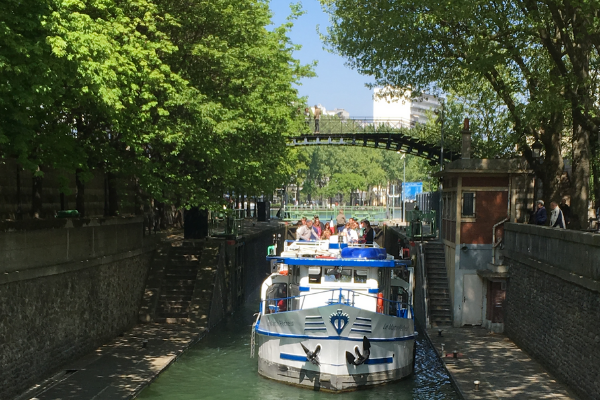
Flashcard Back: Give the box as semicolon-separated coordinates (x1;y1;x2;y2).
426;326;580;399
17;324;204;400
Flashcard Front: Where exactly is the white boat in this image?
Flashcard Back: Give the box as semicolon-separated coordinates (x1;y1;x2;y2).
252;237;416;392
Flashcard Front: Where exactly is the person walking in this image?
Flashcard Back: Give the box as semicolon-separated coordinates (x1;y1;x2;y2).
314;105;321;134
550;201;566;229
304;107;311;128
533;200;547;225
559;198;571;227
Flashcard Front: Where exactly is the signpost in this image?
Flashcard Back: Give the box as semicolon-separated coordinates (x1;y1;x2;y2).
402;182;423;222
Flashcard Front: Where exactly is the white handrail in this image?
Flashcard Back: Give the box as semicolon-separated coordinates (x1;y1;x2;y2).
492;218;509;264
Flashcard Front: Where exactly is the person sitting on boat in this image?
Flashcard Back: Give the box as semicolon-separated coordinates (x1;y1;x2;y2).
277;287;287;312
312;216;324;237
296;221;312;241
362;220;374;244
342;222;359;244
321;223;332;240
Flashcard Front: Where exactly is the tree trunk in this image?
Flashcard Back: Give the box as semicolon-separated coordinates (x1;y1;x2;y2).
107;172;119;216
133;177;143;216
16;164;22;220
539;116;565;204
570;118;591;229
76;169;85;217
592;133;600;210
31;167;43;218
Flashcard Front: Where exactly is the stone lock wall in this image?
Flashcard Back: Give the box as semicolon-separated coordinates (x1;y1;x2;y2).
504;223;600;400
0;218;153;400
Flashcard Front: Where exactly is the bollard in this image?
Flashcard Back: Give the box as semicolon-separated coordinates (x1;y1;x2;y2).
474;380;480;390
142;339;148;348
438;329;443;337
453;350;457;358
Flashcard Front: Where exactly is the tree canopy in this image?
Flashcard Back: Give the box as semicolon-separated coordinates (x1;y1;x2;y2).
0;0;313;213
322;0;600;226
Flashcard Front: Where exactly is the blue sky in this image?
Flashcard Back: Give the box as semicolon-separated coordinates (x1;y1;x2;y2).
269;1;374;117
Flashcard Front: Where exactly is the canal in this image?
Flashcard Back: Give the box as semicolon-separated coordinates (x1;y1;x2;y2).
137;293;459;400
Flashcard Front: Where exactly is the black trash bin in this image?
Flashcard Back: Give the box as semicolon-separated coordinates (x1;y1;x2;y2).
257;202;270;222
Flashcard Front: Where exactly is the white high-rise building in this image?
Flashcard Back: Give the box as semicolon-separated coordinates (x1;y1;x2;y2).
373;88;440;127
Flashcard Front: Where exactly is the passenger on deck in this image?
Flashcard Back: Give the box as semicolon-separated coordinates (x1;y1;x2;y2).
336;210;346;232
296;221;312;240
321;223;332;240
362;220;374;244
343;222;359;244
277;287;287;312
312;216;324;237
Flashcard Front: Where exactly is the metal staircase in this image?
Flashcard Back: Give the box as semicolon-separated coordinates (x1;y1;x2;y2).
424;242;452;327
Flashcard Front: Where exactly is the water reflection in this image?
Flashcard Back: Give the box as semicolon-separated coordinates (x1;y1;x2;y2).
138;302;458;400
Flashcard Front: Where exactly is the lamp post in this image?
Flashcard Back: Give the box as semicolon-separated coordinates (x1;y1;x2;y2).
531;139;543;206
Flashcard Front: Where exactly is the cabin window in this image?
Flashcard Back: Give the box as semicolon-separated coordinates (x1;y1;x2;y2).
462;192;476;217
354;269;368;283
308;267;322;284
324;267;352;283
265;283;288;313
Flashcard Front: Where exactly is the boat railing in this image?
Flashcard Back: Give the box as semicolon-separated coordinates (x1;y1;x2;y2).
263;287;413;319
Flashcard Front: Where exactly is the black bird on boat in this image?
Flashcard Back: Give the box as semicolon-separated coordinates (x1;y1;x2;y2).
301;343;322;366
346;336;371;366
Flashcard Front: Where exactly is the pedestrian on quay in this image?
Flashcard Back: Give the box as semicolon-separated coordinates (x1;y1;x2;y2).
550;201;566;229
559;198;571;227
533;200;547;225
336;209;346;232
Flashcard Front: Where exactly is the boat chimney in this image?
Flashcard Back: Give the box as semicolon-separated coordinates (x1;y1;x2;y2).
461;118;471;159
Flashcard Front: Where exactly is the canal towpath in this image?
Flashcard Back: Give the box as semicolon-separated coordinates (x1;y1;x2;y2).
426;326;580;399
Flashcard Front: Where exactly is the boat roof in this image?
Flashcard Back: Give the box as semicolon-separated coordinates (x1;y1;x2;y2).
267;256;411;268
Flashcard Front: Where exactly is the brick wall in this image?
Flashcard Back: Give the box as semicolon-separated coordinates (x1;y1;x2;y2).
0;253;152;400
505;262;600;400
504;223;600;400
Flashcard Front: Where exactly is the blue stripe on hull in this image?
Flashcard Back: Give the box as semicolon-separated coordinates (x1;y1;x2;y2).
257;328;414;342
280;353;393;365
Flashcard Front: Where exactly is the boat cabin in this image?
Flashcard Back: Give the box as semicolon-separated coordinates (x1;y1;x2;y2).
262;239;413;318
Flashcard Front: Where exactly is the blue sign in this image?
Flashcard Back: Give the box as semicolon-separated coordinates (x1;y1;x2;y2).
402;182;423;201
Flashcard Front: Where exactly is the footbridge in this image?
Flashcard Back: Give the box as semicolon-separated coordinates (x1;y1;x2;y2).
287;118;460;165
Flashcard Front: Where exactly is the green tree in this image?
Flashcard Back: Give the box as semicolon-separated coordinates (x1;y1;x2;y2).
321;0;597;225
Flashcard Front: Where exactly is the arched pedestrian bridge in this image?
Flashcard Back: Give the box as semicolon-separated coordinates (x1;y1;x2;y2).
287;118;460;165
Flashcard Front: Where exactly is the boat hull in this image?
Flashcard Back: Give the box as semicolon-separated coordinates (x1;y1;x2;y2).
255;304;415;391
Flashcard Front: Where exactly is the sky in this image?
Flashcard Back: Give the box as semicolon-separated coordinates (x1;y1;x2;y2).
269;1;375;117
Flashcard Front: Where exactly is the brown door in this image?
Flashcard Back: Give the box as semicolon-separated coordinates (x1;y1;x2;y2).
490;281;505;323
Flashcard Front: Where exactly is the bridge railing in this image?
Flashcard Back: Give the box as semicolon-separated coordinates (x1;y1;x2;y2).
282;206;387;223
301;117;430;139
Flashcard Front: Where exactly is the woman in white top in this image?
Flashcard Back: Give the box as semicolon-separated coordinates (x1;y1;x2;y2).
343;222;359;243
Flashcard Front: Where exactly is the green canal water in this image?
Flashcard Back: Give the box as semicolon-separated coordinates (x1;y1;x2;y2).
137;299;459;400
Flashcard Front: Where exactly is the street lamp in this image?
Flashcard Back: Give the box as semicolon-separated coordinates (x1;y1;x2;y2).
532;139;543;161
531;139;544;209
397;151;406;222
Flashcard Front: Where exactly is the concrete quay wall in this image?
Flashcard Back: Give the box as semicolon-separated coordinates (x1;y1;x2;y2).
504;223;600;400
0;218;153;400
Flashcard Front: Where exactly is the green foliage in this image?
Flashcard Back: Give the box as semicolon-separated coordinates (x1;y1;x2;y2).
292;145;435;204
0;0;313;210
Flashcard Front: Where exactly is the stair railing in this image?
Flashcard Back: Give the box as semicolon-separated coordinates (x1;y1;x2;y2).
492;218;508;264
416;243;430;328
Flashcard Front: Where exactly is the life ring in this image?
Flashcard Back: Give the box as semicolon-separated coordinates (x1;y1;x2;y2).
376;293;384;313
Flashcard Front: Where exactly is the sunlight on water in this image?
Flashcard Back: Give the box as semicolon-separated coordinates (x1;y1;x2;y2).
137;300;458;400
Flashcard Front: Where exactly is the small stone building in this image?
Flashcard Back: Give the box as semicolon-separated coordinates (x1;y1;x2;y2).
435;133;532;331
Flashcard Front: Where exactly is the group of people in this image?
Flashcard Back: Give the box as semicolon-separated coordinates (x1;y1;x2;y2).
531;199;569;229
304;105;321;134
295;213;374;244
